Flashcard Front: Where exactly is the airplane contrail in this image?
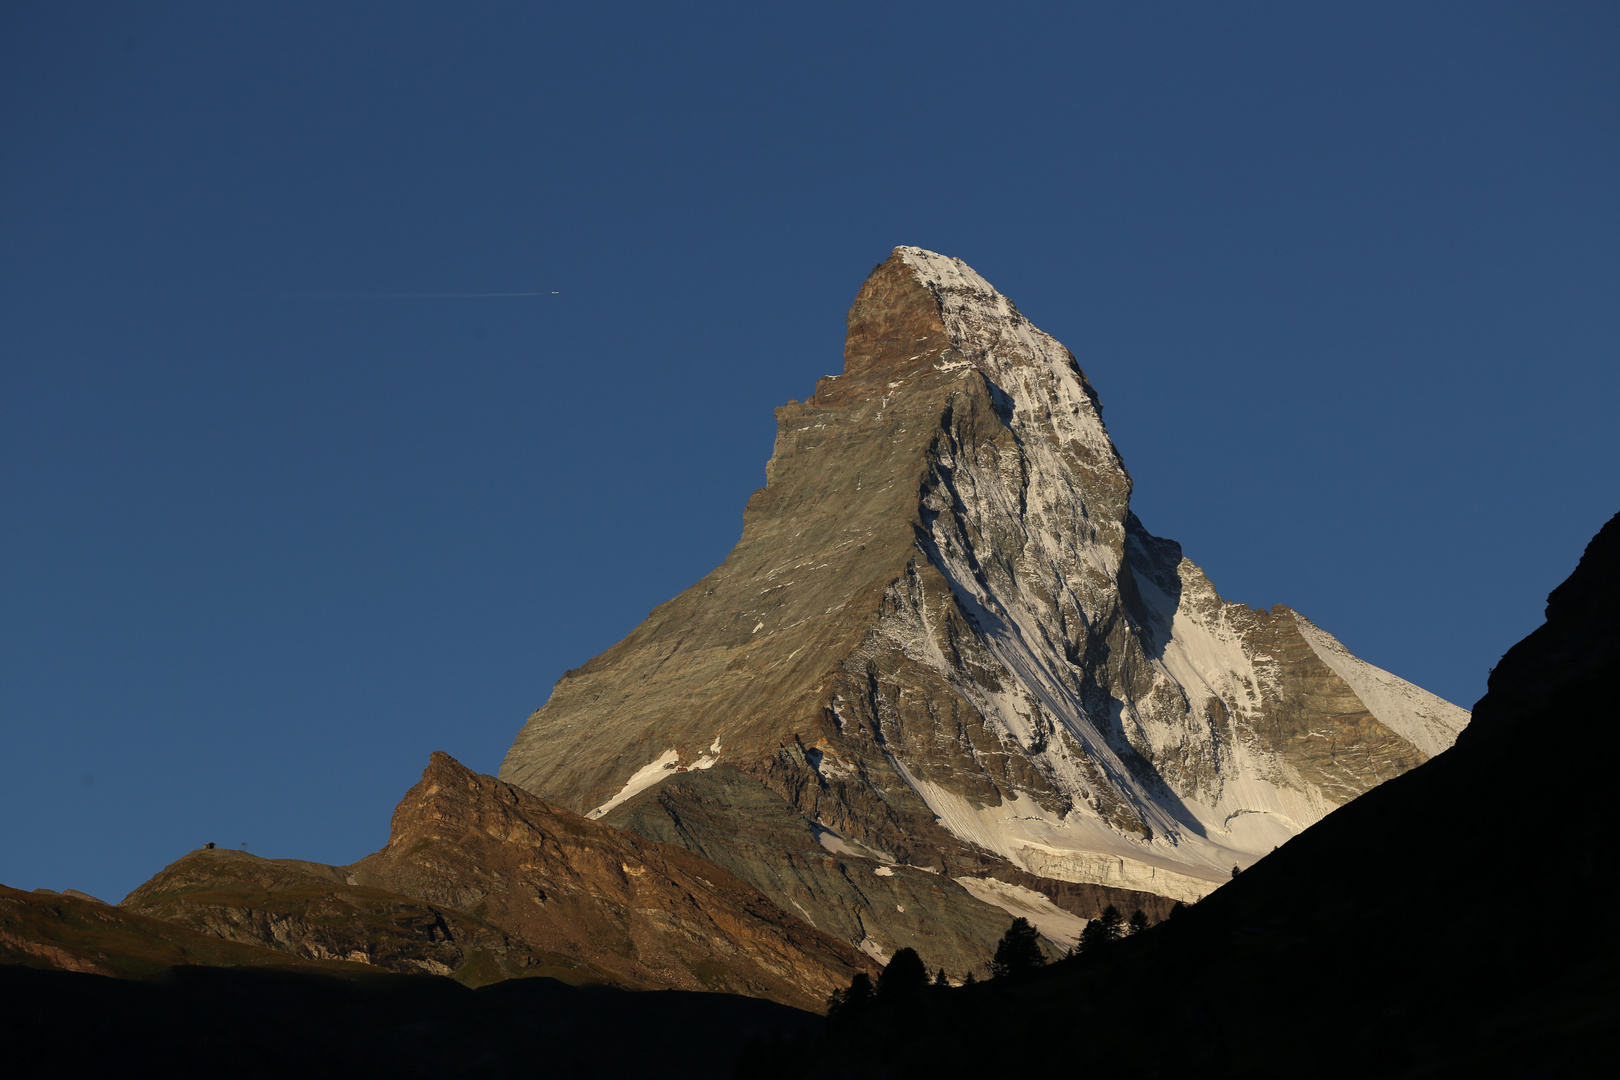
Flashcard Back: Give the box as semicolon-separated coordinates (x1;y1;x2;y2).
295;291;559;298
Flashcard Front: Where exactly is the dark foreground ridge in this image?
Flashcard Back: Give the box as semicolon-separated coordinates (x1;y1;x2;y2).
1;963;818;1079
780;512;1620;1078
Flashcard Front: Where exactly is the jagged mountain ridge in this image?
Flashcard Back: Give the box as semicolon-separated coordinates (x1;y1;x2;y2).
115;753;873;1010
502;247;1466;959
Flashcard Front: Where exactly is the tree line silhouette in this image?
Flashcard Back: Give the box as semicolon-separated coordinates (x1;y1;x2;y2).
827;903;1163;1018
736;903;1173;1077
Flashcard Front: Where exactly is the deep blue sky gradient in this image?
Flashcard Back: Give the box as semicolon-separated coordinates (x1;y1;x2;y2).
3;2;1616;903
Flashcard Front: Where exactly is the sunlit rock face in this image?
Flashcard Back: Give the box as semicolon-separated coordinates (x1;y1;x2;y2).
121;754;876;1010
501;248;1468;967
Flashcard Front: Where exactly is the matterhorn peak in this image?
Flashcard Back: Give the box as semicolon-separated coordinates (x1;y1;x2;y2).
501;249;1468;971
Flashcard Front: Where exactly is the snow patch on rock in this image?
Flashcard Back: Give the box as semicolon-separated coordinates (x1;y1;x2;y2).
813;822;895;864
587;749;678;819
1293;612;1470;759
857;936;891;965
953;877;1088;948
890;754;1221;901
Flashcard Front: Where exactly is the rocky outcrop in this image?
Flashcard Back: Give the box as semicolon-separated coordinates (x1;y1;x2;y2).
1;882;378;980
122;848;563;984
120;754;875;1010
344;753;875;1008
501;248;1468;968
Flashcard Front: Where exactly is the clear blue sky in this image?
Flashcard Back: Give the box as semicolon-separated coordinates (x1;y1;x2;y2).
3;2;1616;904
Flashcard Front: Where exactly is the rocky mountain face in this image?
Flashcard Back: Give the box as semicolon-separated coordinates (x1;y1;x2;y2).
121;753;872;1011
348;752;871;1008
798;512;1620;1078
502;247;1468;970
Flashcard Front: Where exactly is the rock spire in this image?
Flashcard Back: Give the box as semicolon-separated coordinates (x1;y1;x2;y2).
501;247;1468;968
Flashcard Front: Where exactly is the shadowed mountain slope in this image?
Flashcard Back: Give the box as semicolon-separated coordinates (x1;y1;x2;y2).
1;882;390;981
2;963;821;1080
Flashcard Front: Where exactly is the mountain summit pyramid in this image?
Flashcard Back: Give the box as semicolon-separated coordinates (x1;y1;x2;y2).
502;247;1467;968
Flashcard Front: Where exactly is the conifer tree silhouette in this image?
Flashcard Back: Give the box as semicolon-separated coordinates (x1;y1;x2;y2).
877;947;929;999
1080;904;1126;953
825;971;874;1026
990;917;1045;978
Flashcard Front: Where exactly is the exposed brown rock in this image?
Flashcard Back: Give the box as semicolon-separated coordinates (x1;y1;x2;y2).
115;753;875;1010
122;847;569;985
346;752;875;1009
